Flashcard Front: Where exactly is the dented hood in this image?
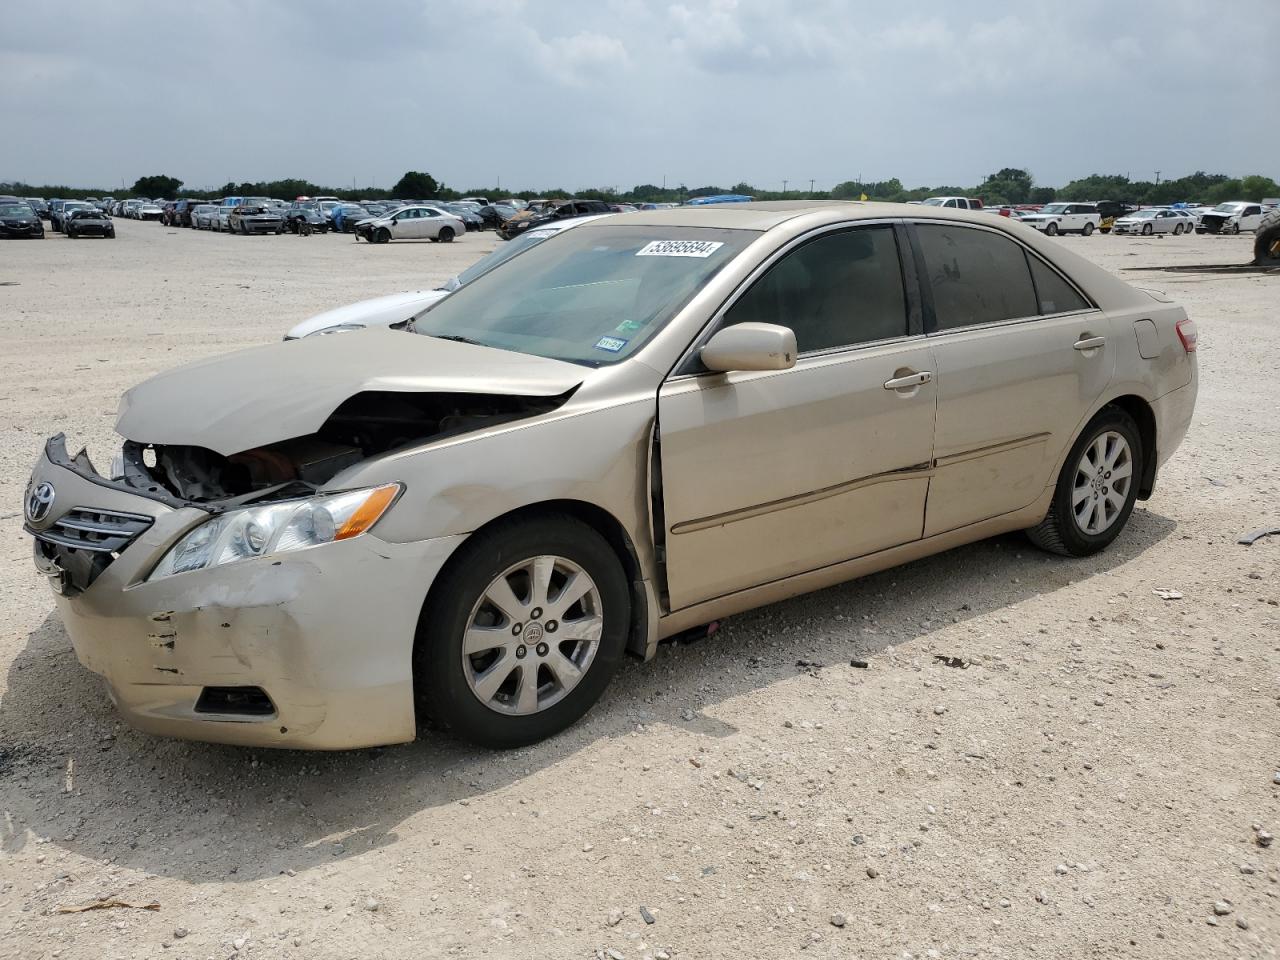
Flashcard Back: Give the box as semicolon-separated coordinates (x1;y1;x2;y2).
116;327;585;455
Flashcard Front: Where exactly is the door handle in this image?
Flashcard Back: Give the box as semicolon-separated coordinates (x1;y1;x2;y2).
883;371;933;390
1073;336;1106;351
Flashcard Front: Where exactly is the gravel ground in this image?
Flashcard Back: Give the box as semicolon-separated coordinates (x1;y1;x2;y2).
1;220;1277;960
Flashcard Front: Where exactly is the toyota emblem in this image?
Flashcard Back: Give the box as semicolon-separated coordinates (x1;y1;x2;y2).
26;481;56;524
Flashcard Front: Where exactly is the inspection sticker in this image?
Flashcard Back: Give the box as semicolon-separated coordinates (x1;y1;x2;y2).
635;239;724;258
594;336;629;352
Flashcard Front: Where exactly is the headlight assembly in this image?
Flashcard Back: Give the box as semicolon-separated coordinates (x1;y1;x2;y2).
147;483;400;581
305;323;366;337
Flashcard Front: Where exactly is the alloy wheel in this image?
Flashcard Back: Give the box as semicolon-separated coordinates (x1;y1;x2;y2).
1072;430;1133;535
462;555;603;716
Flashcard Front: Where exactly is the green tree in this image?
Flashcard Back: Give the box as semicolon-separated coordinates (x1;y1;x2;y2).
1029;186;1056;204
1240;174;1280;200
132;174;182;199
977;167;1034;204
390;171;440;198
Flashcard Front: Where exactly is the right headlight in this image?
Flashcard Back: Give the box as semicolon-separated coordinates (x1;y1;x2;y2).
147;483;400;581
305;323;366;337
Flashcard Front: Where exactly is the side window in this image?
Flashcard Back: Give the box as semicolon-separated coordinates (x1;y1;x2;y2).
916;223;1038;330
1026;255;1089;315
723;226;909;353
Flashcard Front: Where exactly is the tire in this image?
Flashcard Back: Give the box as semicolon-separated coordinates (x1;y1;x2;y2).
438;226;455;243
414;514;631;748
1082;222;1095;236
374;227;391;244
1253;208;1280;265
1045;222;1059;236
1226;222;1240;236
1173;223;1183;235
1027;406;1144;558
1141;223;1152;236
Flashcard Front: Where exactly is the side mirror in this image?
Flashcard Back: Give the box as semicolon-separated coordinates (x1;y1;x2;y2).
701;323;797;373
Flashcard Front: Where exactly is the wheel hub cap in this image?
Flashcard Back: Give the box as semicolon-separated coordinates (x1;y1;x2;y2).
462;555;603;716
1071;430;1133;535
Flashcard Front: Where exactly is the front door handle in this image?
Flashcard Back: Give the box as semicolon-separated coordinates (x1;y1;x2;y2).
1073;336;1106;351
884;371;933;390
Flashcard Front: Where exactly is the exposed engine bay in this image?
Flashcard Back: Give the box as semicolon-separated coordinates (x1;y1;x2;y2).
102;390;570;505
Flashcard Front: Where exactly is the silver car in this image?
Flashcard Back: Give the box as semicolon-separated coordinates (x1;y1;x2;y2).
23;202;1198;750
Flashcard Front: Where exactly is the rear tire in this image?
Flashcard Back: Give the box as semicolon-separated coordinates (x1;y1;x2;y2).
438;226;455;243
1027;406;1144;557
415;515;630;748
1253;208;1280;265
1082;222;1095;236
1173;223;1183;235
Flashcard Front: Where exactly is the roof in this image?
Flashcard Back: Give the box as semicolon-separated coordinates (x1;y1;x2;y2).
587;200;1018;232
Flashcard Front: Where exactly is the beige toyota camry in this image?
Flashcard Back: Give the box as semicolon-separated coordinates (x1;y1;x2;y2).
24;202;1198;749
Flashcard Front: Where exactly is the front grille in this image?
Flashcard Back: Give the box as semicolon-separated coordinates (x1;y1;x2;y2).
31;507;153;554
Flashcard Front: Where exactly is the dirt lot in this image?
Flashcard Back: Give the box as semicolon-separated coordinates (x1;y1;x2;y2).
1;220;1277;960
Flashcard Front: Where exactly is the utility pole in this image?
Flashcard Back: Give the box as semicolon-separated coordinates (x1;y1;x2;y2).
782;179;788;194
809;178;815;196
1155;170;1161;185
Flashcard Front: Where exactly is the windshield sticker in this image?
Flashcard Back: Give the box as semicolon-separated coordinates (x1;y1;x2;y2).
635;239;725;258
615;319;645;334
594;336;628;353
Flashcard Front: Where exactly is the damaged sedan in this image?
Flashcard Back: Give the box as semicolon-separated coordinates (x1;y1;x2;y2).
25;202;1198;750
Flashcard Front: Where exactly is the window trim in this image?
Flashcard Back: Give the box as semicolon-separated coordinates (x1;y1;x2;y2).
670;218;923;378
907;219;1099;337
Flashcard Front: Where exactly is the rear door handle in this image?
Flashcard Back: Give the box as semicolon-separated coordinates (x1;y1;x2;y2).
884;371;933;390
1073;336;1106;351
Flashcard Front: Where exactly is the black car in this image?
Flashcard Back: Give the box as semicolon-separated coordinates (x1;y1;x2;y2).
163;198;205;227
25;198;50;219
285;201;329;234
0;200;45;238
497;198;613;240
64;207;115;238
477;204;517;229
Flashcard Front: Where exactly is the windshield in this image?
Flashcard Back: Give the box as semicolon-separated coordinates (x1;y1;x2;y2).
0;203;32;217
1039;204;1069;214
920;198;947;206
445;225;567;292
1212;202;1242;212
412;225;755;366
1130;209;1157;218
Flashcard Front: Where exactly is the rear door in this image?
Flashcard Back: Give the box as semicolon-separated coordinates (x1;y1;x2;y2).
657;222;936;610
909;220;1114;536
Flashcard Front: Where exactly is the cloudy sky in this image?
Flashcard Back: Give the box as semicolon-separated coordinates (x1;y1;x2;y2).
4;0;1277;193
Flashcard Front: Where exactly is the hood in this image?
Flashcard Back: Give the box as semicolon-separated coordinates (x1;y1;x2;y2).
284;289;448;339
116;327;585;456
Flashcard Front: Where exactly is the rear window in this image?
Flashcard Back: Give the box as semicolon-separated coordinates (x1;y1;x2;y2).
916;224;1037;330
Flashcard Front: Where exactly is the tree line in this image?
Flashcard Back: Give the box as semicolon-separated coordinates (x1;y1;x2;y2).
4;167;1277;206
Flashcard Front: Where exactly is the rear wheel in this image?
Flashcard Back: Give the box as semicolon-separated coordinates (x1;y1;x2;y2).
1253;208;1280;265
1027;407;1143;557
438;226;455;243
415;515;630;748
1173;223;1184;235
1082;222;1095;236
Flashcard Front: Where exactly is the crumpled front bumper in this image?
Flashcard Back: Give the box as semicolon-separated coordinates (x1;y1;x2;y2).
25;440;465;749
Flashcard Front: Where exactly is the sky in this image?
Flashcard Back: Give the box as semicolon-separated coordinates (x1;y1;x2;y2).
3;0;1278;194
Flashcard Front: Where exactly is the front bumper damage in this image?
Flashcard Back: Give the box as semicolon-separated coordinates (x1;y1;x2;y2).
25;436;464;749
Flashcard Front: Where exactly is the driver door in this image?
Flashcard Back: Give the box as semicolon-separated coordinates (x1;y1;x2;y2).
657;224;936;610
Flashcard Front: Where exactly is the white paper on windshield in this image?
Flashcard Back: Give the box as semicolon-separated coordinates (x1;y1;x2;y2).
635;240;725;258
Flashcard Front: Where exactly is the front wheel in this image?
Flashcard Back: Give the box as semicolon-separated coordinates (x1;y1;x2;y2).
1027;407;1143;557
1045;222;1059;236
1082;222;1095;236
374;227;391;244
1226;222;1240;236
1141;223;1152;236
415;515;630;748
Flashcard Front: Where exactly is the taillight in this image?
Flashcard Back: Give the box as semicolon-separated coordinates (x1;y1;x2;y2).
1176;318;1198;353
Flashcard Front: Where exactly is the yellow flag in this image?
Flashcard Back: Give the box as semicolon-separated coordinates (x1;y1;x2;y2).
859;192;868;201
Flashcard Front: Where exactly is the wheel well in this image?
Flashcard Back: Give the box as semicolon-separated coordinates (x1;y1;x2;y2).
1104;395;1157;499
414;500;649;677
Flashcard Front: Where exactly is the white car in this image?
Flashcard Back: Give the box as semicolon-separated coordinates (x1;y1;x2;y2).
286;215;612;339
1111;208;1191;236
357;205;466;244
1196;201;1267;235
920;196;983;210
1019;203;1101;236
137;203;164;221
